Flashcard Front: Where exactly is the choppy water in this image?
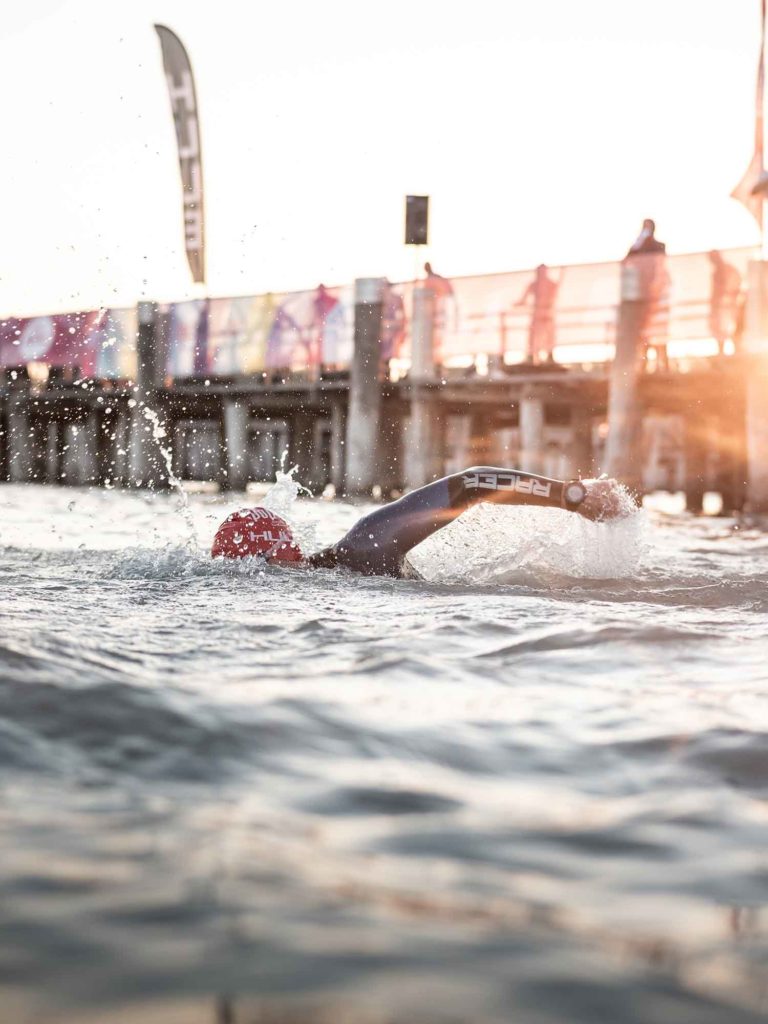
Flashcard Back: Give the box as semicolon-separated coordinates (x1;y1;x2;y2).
0;481;767;1024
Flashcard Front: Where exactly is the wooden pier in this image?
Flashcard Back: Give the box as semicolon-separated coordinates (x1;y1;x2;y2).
1;255;765;514
0;351;749;513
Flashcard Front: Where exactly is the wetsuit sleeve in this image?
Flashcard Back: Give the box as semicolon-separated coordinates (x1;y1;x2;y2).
308;466;569;577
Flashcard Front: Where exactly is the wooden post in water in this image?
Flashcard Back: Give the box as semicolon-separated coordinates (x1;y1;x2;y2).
569;405;594;479
378;396;404;495
404;386;443;488
716;404;748;514
114;405;132;486
519;388;545;474
7;377;35;482
45;422;60;484
329;399;346;494
128;299;171;487
76;409;100;485
604;261;646;492
683;409;707;513
744;260;768;514
290;409;317;489
404;285;442;488
345;277;384;495
128;301;165;488
223;399;250;492
410;287;436;380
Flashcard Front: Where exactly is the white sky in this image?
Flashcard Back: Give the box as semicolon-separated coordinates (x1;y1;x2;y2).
0;0;762;317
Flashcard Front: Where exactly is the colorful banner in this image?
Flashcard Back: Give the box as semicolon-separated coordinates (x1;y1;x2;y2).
155;25;205;283
397;248;755;368
207;295;275;375
0;248;756;383
163;299;208;378
165;285;354;378
90;308;139;379
263;285;353;371
0;308;137;378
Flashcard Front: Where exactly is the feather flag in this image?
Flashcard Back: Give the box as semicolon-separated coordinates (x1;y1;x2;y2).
154;25;206;283
732;0;766;230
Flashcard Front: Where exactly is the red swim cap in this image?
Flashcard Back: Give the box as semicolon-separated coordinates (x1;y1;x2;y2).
211;508;303;562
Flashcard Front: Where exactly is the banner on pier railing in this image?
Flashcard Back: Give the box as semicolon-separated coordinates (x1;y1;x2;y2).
0;308;138;379
0;246;758;383
395;247;756;370
162;283;354;378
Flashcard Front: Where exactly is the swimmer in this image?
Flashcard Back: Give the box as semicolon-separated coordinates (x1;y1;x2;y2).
211;467;631;578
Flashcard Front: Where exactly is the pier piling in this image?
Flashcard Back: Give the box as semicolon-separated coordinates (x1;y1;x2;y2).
404;387;443;489
403;286;441;489
604;268;645;492
519;389;546;475
345;278;385;495
744;261;768;515
128;302;165;489
290;410;319;490
569;406;594;479
7;382;34;483
329;400;346;494
223;399;250;492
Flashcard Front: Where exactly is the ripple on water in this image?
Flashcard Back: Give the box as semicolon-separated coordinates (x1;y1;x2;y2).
0;485;767;1023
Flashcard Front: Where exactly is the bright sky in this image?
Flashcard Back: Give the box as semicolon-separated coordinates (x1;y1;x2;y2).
0;0;761;317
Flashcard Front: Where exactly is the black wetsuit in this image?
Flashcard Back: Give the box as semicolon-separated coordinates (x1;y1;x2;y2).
308;467;575;577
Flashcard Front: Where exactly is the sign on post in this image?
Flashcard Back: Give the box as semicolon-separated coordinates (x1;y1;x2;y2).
405;195;429;246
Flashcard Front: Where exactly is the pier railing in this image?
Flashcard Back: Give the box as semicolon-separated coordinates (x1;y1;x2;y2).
0;246;756;385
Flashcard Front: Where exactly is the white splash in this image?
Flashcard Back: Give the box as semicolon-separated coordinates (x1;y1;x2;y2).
261;461;306;519
140;404;197;548
259;454;318;555
406;499;648;585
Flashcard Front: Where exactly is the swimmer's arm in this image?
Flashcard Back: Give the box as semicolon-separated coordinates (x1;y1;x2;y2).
306;546;339;569
304;468;624;575
448;466;568;512
451;468;628;521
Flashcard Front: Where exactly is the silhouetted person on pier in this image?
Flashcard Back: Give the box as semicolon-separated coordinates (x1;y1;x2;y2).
626;218;666;258
211;470;630;578
515;264;562;364
309;283;339;369
623;219;670;371
266;304;301;372
379;278;406;366
423;261;454;301
708;251;742;355
423;261;458;363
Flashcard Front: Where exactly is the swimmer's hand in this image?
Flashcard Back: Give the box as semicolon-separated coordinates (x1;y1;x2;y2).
576;478;636;522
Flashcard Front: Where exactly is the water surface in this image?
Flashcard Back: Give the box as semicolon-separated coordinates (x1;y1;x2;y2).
0;482;766;1023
